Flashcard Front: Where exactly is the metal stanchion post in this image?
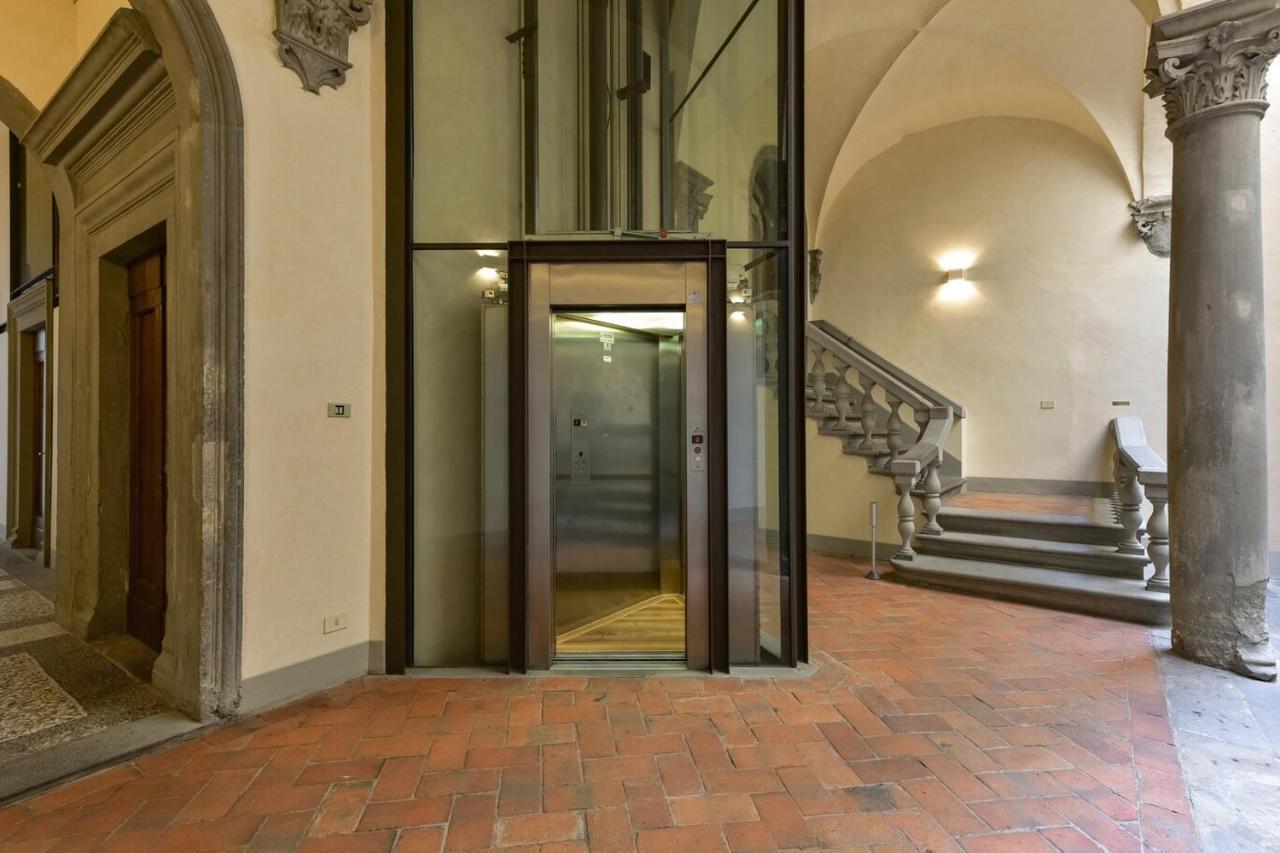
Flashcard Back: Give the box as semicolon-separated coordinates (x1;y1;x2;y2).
866;501;881;580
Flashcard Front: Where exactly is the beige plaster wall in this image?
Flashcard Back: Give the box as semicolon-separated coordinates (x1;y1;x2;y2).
75;0;130;52
811;117;1170;544
0;0;76;109
209;2;382;683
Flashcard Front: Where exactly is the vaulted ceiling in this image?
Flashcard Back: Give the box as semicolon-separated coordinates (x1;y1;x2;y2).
806;0;1198;241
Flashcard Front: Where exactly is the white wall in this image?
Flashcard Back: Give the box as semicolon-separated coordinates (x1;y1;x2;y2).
209;1;382;688
815;117;1168;482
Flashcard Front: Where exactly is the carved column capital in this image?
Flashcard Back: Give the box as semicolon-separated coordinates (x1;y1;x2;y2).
1144;0;1280;131
1130;195;1173;258
274;0;374;94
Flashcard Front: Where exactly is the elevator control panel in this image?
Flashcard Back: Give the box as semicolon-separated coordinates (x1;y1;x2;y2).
570;410;591;484
689;426;706;473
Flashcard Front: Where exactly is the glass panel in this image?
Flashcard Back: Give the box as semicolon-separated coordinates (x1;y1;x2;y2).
727;248;789;664
671;0;783;241
527;0;783;239
412;0;522;243
552;311;686;658
411;250;509;665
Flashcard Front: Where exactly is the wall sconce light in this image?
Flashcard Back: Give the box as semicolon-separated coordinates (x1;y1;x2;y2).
730;310;747;322
937;268;976;304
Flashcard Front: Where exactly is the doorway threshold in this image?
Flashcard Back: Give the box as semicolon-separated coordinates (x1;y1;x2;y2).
0;710;200;805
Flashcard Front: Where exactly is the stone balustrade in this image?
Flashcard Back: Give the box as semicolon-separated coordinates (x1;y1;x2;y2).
1111;416;1170;593
805;321;962;560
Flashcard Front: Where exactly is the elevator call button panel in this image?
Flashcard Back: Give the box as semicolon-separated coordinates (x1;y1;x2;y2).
690;426;706;472
571;410;591;483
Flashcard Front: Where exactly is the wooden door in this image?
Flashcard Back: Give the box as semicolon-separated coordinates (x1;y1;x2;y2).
127;251;167;652
32;331;45;550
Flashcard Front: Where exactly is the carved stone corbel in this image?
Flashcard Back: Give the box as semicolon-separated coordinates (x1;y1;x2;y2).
274;0;373;94
808;249;824;303
1130;195;1172;258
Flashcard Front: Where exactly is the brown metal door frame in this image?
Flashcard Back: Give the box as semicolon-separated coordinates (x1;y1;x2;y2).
508;240;728;673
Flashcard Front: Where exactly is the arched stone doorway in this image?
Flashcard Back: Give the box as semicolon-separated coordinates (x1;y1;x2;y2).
0;0;243;720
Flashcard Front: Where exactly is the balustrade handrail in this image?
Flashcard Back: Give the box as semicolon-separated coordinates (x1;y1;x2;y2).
810;320;966;418
805;320;963;561
1111;416;1166;484
1110;416;1170;592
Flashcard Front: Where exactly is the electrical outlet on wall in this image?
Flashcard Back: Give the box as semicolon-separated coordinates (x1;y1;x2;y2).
323;612;349;634
1040;400;1056;410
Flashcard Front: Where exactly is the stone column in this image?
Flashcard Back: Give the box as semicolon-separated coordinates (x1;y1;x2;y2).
1145;0;1280;681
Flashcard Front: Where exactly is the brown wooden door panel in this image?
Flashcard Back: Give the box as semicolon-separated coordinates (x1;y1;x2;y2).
32;342;45;549
127;251;167;652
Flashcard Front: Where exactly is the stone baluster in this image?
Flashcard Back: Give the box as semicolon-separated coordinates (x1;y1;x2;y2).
894;475;917;560
885;393;908;455
831;357;854;433
1114;456;1145;555
858;374;878;451
921;460;944;536
1145;478;1171;592
807;343;827;417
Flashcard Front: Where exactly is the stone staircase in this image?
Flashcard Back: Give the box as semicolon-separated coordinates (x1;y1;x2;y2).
894;502;1171;625
806;321;1172;625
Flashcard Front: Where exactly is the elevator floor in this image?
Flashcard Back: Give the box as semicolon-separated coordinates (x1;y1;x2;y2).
555;593;685;655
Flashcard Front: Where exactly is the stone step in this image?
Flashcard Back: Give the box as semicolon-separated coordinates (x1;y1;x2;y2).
889;554;1170;625
916;530;1149;579
937;506;1124;547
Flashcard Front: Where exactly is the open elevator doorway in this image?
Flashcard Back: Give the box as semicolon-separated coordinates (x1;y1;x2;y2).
551;309;688;660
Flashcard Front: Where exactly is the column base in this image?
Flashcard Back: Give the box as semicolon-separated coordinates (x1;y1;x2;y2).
1173;632;1277;683
893;549;914;561
1146;577;1171;593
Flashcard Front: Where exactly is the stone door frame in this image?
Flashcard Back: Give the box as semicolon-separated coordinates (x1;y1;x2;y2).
0;0;244;720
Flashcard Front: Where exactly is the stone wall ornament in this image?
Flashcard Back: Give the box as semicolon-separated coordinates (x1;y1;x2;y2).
274;0;374;93
809;249;823;304
1130;195;1173;258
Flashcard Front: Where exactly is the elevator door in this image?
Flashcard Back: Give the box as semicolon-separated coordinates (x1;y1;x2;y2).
526;260;710;669
552;313;685;659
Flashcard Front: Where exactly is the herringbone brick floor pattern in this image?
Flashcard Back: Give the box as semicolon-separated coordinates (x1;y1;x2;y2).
0;555;1198;851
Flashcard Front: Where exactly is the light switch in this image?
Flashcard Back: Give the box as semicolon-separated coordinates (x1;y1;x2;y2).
323;612;349;634
328;402;352;418
1040;400;1056;410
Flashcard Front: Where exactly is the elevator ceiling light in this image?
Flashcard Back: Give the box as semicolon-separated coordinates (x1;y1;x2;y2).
580;312;686;334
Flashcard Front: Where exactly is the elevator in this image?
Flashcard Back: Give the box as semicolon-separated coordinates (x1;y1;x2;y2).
511;246;723;671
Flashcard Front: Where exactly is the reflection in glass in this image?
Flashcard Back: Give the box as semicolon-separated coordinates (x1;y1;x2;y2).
411;250;509;666
412;0;784;242
727;248;789;664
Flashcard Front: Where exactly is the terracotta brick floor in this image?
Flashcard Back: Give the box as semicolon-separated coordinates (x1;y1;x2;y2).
946;492;1103;520
0;555;1199;851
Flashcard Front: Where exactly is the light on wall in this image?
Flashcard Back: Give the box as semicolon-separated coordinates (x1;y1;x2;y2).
937;268;976;304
